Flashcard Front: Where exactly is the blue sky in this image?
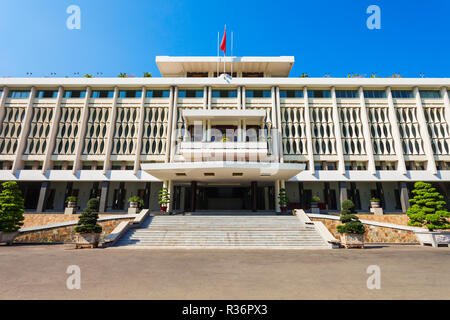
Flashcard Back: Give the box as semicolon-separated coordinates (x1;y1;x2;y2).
0;0;449;78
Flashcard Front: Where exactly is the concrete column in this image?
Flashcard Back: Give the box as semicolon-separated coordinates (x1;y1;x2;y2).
203;86;208;109
339;182;348;209
386;87;407;175
208;86;212;109
190;181;197;212
358;87;376;175
42;86;64;174
242;87;246;110
275;87;284;163
102;86;119;174
237;86;241;109
169;87;179;162
303;87;315;175
414;87;437;174
164;87;176;163
36;181;50;213
399;182;410;213
133;87;147;175
0;87;9;127
274;180;280;212
12;87;36;174
72;87;92;174
99;181;109;213
271;87;279;162
441;88;450;137
167;180;174;212
264;187;269;210
330;87;346;175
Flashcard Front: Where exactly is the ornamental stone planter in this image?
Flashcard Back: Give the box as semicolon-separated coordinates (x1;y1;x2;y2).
340;233;364;249
0;231;19;245
310;202;320;214
128;202;139;214
75;233;101;249
414;230;450;247
65;202;77;215
370;201;380;208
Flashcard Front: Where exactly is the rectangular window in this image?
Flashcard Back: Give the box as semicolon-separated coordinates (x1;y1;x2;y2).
419;90;441;99
280;90;303;98
212;90;237;98
91;90;114;98
146;90;170;98
242;72;263;77
391;90;413;98
314;162;323;171
178;90;203;98
335;90;358;98
213;72;237;77
64;90;86;98
37;90;58;98
119;90;142;98
246;90;271;98
364;90;386;98
8;90;30;99
187;72;209;77
308;90;331;98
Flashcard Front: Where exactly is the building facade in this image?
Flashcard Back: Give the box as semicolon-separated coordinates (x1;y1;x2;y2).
0;56;449;213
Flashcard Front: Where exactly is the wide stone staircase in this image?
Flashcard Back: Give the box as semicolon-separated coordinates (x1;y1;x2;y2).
114;215;332;249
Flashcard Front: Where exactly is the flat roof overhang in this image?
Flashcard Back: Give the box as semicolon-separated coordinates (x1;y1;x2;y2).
140;161;306;182
182;109;266;121
156;56;295;77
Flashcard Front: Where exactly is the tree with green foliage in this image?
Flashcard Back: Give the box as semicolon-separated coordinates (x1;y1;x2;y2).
143;72;152;78
407;181;450;231
337;199;366;234
0;181;25;233
75;198;102;234
278;188;289;208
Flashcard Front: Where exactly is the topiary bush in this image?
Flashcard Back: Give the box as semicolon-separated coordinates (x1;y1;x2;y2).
337;199;366;234
407;181;450;231
278;188;289;207
0;181;25;233
75;198;102;234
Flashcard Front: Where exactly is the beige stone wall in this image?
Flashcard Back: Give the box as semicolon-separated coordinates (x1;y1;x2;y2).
15;218;134;243
356;214;410;226
22;214;116;228
311;217;418;243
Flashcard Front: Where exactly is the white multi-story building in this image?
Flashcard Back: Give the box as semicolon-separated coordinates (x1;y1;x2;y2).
0;56;449;214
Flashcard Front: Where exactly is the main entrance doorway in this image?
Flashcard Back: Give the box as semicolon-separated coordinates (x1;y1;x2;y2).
179;184;275;212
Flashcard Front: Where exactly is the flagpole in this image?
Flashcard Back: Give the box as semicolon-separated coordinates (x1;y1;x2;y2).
231;31;233;77
223;25;226;75
217;31;219;77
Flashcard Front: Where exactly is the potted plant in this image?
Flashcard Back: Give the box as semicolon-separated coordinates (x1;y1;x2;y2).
311;196;320;208
337;199;366;248
128;195;143;214
66;196;78;208
0;181;25;245
158;187;170;213
370;197;381;208
407;182;450;247
74;198;102;248
278;188;289;212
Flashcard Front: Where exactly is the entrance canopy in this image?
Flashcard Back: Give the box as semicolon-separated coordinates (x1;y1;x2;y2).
140;161;305;182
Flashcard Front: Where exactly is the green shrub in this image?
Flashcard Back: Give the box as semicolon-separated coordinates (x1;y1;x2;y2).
370;197;380;202
128;196;144;207
407;181;450;231
65;196;78;203
158;188;170;206
75;198;102;234
311;196;320;202
0;181;25;233
278;188;289;207
337;200;365;234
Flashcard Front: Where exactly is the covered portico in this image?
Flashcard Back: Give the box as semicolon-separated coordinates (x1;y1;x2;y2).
141;161;305;212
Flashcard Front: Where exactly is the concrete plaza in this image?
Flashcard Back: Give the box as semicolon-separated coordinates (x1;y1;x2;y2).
0;244;449;300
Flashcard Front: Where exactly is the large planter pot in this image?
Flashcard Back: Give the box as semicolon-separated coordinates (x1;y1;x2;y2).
160;206;167;213
414;230;450;247
0;231;19;245
280;206;287;212
75;233;101;249
340;233;364;249
129;202;138;209
370;201;380;208
311;202;318;208
67;201;77;208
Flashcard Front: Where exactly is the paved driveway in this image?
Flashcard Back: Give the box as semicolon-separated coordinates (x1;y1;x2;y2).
0;244;449;299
